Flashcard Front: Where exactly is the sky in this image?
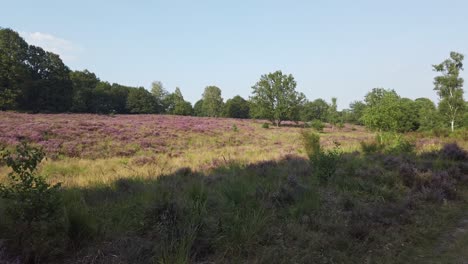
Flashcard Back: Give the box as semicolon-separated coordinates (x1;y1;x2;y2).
2;0;468;109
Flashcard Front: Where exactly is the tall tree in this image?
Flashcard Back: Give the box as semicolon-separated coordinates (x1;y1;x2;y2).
70;70;99;112
201;86;224;117
22;45;73;112
165;87;193;115
433;51;465;131
250;70;305;126
414;98;441;131
151;80;168;113
224;95;250;118
0;28;29;110
327;97;339;126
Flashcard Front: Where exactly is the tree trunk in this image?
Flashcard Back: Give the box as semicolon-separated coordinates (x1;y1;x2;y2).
451;120;454;132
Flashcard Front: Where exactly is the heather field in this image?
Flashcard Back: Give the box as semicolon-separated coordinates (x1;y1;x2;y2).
1;112;468;264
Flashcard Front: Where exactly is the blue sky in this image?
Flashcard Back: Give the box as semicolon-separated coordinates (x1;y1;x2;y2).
2;0;468;109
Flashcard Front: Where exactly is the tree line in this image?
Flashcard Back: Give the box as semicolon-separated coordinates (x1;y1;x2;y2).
1;28;467;131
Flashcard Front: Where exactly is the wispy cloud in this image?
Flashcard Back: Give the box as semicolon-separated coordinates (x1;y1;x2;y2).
20;32;82;62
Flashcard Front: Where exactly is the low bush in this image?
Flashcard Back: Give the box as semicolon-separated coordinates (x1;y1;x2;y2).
0;142;65;262
310;119;325;132
261;123;269;129
301;130;341;184
361;133;414;155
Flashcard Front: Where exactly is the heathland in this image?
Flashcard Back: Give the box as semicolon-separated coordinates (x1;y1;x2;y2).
0;112;467;263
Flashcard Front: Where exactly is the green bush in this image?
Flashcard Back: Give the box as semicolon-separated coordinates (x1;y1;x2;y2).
361;133;414;155
261;123;270;129
232;124;239;132
301;130;341;184
0;142;65;262
310;119;325;132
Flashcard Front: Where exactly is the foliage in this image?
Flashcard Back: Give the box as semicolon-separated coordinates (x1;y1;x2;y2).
414;97;442;131
0;142;64;261
126;87;158;114
165;87;193;116
327;97;339;126
301;130;341;183
261;122;269;129
201;86;224;117
250;70;305;126
0;28;73;112
346;100;366;125
360;133;415;155
433;51;465;131
300;99;329;122
309;119;325;132
361;88;419;132
223;95;250;118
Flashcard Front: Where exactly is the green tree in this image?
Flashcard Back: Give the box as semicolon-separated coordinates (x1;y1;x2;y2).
110;83;131;114
165;87;193;115
151;80;168;113
347;100;366;125
250;70;305;126
193;99;204;116
70;70;99;112
224;95;250;118
201;86;224;117
22;45;73;112
300;99;330;122
327;97;339;126
0;28;30;110
126;87;158;114
361;88;417;132
433;51;465;131
414;98;441;131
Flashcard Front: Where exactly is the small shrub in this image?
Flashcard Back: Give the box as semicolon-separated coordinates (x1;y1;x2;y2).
310;120;325;132
0;142;64;262
361;133;414;155
261;123;270;129
301;131;341;184
231;124;239;132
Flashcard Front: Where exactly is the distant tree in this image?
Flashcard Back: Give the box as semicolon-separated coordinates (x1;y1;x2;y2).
224;95;250;118
151;81;168;113
193;99;204;116
361;88;417;132
165;87;193;115
347;100;366;125
433;52;465;131
89;81;114;114
300;99;329;122
201;86;224;117
327;97;339;126
0;28;30;110
110;83;131;114
126;87;158;114
21;45;73;112
250;70;305;126
414;98;441;131
70;70;99;112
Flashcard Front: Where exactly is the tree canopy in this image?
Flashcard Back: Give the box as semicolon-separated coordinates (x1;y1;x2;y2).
250;70;305;126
